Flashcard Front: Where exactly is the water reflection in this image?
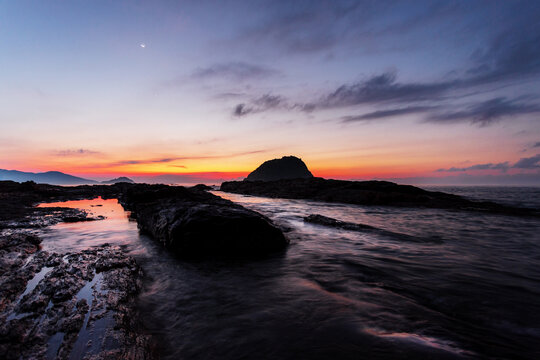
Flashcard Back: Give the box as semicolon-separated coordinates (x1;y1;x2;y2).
38;197;140;253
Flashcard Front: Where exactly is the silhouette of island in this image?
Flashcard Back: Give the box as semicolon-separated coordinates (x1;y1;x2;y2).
101;177;135;184
0;169;136;185
223;157;539;217
245;155;313;181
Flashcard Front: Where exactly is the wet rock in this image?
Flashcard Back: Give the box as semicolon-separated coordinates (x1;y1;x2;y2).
119;185;288;257
190;184;213;191
304;214;444;243
304;214;377;231
1;181;289;258
62;210;105;223
0;236;154;360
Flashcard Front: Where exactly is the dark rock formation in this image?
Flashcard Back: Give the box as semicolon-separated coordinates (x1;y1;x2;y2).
221;178;540;216
304;214;443;243
0;181;288;258
118;184;288;258
190;184;213;191
101;177;135;184
245;156;313;181
304;214;377;231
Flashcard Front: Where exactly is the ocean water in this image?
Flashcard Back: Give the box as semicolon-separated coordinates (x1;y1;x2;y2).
37;187;540;359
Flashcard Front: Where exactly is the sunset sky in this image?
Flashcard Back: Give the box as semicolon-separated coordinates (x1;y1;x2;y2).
1;1;540;184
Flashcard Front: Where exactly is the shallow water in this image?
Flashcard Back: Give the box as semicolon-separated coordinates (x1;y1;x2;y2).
37;190;540;359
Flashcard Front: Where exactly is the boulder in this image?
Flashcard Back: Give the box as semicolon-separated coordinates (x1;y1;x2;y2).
119;184;288;257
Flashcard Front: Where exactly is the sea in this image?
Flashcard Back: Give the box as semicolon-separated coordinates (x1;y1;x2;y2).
37;186;540;359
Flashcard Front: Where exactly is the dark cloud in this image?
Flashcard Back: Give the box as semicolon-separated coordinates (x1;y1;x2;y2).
437;162;510;173
532;142;540;148
341;106;434;122
466;21;540;86
114;158;177;166
233;94;286;117
317;72;454;108
192;62;278;81
54;149;100;156
232;1;465;55
226;2;540;127
233;104;253;117
427;97;540;126
437;154;540;173
513;154;540;169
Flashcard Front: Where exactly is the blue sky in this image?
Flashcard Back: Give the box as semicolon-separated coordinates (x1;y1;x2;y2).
1;0;540;184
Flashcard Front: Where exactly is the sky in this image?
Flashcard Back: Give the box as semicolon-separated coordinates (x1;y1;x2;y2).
1;0;540;185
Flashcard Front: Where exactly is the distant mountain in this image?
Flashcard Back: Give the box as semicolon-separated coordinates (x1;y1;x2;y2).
101;177;135;184
245;156;314;181
0;169;97;185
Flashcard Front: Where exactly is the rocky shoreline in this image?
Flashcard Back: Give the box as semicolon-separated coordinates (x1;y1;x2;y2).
0;180;288;359
221;178;540;216
0;233;152;359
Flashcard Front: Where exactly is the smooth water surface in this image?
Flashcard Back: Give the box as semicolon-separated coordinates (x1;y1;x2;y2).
37;189;540;359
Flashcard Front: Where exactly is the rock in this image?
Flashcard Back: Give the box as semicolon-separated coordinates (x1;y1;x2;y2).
190;184;213;191
0;181;289;258
245;156;313;181
221;178;540;216
303;214;444;243
119;184;288;258
304;214;377;231
0;238;153;360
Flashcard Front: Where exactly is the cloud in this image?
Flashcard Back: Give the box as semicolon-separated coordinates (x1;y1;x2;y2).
465;22;540;86
192;62;279;81
231;1;463;55
232;94;287;117
532;142;540;148
113;158;178;166
437;154;540;173
437;162;510;173
54;149;100;156
341;106;434;122
427;97;540;126
513;154;540;169
110;150;269;167
316;71;454;108
227;9;540;123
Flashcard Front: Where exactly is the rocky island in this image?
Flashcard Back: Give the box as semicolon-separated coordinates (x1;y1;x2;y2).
221;156;540;216
245;156;313;181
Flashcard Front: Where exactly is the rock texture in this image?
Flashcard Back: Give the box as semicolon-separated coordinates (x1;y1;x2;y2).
245;156;313;181
0;233;153;360
118;184;288;258
221;178;540;216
